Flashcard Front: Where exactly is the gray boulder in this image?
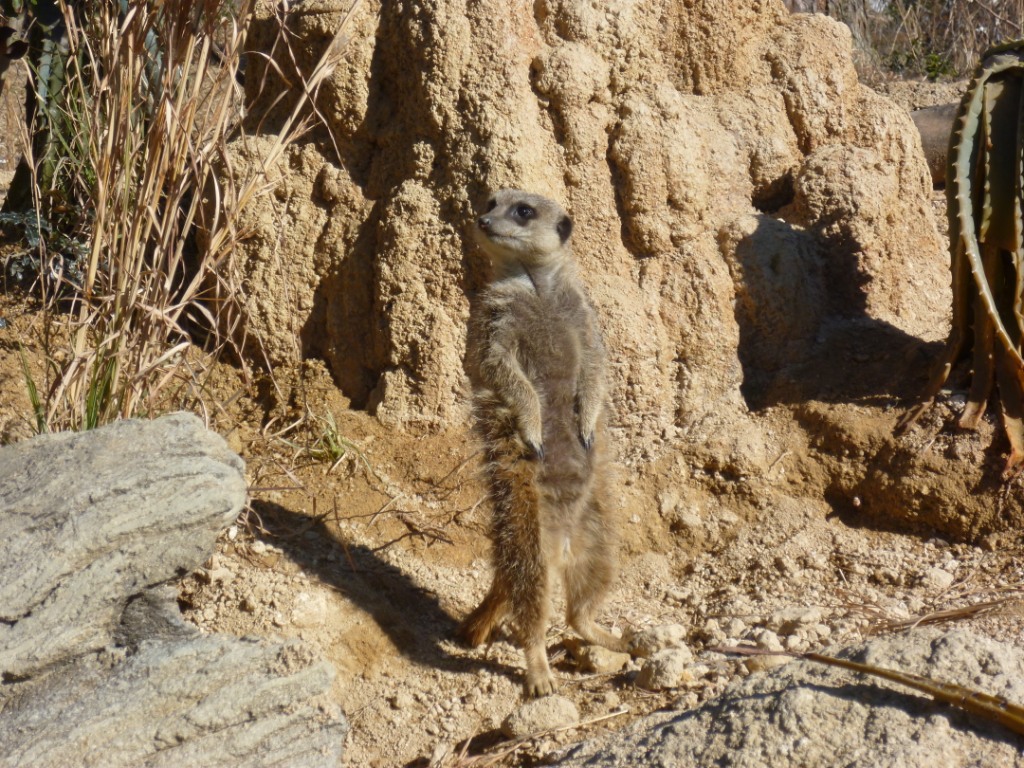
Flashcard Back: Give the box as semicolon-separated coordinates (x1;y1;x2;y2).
0;413;346;767
557;629;1024;767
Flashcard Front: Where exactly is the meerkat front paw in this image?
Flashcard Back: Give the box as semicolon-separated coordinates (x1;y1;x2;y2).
524;669;556;698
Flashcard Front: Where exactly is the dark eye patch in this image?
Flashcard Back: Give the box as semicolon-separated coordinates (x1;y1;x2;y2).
513;204;536;221
485;198;497;212
557;215;573;243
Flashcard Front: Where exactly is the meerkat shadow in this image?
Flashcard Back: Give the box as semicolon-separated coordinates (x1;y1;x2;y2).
248;500;522;678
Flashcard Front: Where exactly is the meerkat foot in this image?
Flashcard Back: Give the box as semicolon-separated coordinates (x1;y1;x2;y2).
572;619;630;654
524;669;556;698
523;644;556;697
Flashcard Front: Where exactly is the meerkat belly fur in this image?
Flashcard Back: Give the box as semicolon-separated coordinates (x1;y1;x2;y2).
460;188;627;697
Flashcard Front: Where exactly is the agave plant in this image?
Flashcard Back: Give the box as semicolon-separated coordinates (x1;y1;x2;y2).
899;39;1024;476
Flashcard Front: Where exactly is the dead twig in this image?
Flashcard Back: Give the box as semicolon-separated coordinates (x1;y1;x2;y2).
875;593;1024;634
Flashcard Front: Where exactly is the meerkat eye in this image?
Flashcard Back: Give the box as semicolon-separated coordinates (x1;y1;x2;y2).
513;204;536;221
485;198;497;212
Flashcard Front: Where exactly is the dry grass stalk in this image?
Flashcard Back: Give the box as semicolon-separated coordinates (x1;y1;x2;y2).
816;0;1024;79
22;0;361;432
875;590;1024;634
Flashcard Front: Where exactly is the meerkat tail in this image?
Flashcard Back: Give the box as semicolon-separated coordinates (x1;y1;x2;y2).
493;455;555;695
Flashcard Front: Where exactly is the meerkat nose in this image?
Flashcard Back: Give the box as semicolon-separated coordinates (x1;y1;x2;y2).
478;216;491;230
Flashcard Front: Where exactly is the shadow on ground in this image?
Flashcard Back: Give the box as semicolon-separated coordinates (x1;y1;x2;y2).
250;499;520;680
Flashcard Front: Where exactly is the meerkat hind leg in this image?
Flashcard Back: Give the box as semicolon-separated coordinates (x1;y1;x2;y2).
564;505;629;654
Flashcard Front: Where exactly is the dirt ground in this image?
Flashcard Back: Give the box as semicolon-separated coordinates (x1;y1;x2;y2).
174;358;1024;768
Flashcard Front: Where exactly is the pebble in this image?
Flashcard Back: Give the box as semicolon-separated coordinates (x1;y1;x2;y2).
501;695;580;738
290;590;327;628
628;623;688;657
920;566;955;591
751;628;784;652
206;567;235;584
701;618;725;645
636;647;696;690
724;618;747;637
389;691;415;710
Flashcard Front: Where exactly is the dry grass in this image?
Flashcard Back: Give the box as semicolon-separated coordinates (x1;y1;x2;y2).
13;0;359;432
798;0;1024;80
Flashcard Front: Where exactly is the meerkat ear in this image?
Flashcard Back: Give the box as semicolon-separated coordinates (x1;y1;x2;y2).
557;215;573;244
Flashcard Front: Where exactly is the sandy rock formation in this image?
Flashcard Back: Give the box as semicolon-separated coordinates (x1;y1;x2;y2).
222;1;1017;536
556;629;1024;767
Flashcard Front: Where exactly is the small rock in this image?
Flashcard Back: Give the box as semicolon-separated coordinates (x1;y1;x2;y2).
724;617;747;637
751;628;784;652
658;489;680;516
636;647;696;690
672;692;700;710
801;551;828;571
784;635;806;652
628;623;688;657
501;695;579;738
919;567;955;591
389;691;415;710
700;619;725;645
206;567;235;584
290;590;328;628
774;555;799;577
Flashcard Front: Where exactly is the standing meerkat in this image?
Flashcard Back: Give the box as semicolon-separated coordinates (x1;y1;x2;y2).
460;188;628;697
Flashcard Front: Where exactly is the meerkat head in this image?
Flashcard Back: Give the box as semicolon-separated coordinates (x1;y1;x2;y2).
475;189;573;268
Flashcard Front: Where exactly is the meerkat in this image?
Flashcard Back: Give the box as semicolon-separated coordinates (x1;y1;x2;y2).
459;188;628;697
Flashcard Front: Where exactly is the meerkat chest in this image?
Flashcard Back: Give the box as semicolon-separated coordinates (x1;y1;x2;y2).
513;291;587;377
